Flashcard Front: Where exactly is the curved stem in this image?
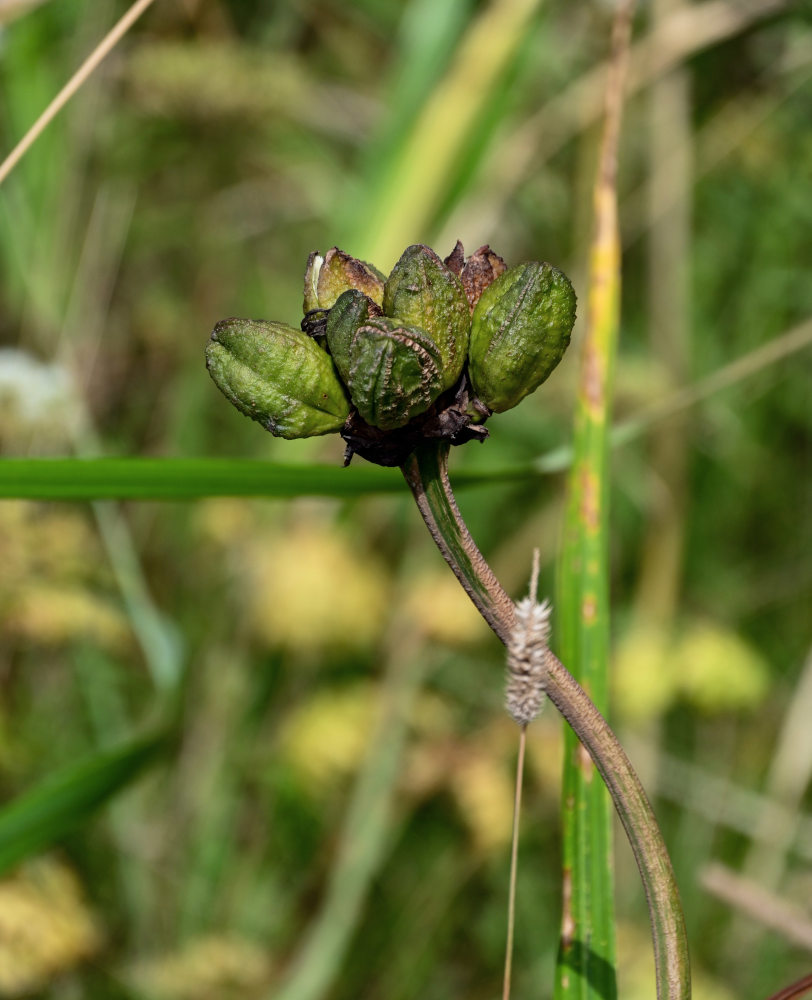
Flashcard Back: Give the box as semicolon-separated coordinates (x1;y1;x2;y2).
765;972;812;1000
401;441;691;1000
401;442;516;642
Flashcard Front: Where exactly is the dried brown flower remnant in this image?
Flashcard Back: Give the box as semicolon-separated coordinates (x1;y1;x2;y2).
444;240;507;311
303;246;385;313
505;551;551;726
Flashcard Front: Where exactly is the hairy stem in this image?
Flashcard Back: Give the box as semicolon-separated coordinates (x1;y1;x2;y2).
401;440;691;1000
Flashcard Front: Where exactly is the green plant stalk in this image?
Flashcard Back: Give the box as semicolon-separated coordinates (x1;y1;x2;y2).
554;194;619;995
401;441;690;1000
555;2;635;995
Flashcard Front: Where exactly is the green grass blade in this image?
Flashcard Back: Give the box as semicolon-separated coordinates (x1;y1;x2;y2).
0;457;542;500
0;733;169;876
555;5;636;998
0;457;401;499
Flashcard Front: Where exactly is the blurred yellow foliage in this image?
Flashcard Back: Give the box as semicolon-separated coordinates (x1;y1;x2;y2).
196;504;487;653
0;858;101;997
6;585;129;650
402;570;487;645
409;690;456;739
279;681;457;796
450;751;515;854
617;922;734;1000
128;934;271;1000
0;502;100;583
613;627;678;722
193;498;259;549
674;622;770;713
278;682;378;792
613;620;770;720
524;717;563;793
407;717;528;854
247;521;389;653
280;682;533;856
0;503;126;653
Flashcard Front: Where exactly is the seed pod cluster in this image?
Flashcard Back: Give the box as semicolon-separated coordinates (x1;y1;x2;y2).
325;244;469;431
205;242;576;461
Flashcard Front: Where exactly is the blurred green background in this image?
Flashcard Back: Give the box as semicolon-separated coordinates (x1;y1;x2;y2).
0;0;810;997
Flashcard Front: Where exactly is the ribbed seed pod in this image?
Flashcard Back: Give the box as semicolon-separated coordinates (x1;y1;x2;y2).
329;315;444;431
383;244;469;390
469;262;576;413
324;289;379;387
303;247;385;313
206;319;350;439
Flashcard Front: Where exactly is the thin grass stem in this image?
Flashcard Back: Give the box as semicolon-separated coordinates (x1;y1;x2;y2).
0;0;158;187
502;724;527;1000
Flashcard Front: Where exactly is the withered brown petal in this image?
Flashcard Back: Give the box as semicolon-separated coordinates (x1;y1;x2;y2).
459;244;507;312
443;240;465;276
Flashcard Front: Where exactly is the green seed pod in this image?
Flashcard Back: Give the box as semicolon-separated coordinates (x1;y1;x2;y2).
324;289;380;385
206;318;350;439
328;313;444;431
303;247;385;313
468;261;576;413
383;244;469;390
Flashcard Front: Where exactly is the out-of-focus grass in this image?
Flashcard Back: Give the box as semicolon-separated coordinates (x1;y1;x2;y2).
0;732;168;876
0;2;810;998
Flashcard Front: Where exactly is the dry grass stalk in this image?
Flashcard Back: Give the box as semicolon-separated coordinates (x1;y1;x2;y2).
0;0;158;187
502;550;552;1000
